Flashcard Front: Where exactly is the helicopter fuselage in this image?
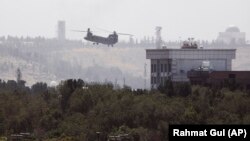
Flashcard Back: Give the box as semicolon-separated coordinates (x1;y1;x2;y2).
84;33;118;46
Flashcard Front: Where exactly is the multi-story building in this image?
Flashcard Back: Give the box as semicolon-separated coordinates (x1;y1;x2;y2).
146;47;236;88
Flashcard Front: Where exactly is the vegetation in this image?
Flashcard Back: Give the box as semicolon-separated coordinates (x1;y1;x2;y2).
0;78;250;141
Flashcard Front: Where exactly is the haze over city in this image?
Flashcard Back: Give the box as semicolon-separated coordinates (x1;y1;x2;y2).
0;0;249;41
0;0;250;89
1;1;250;140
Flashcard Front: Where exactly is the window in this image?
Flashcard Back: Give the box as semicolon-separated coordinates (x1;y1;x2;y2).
154;64;157;72
229;74;236;79
180;70;185;73
168;63;172;72
151;64;157;73
161;64;163;72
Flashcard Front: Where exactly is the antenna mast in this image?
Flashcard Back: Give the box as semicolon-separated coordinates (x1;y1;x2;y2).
155;26;162;49
144;63;147;89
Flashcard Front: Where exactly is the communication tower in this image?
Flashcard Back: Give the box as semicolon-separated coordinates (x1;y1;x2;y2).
155;26;162;49
57;21;66;41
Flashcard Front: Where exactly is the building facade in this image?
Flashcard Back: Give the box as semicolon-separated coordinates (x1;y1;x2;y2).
146;48;236;88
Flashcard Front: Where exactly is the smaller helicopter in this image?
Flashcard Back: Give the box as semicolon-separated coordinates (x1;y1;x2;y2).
72;28;132;47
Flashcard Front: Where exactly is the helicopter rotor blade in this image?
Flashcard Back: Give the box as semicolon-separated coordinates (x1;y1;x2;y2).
95;27;133;36
95;27;113;33
117;33;133;36
71;30;87;32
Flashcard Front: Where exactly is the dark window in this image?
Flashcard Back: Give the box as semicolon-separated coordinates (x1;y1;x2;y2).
168;63;172;72
151;64;157;73
161;64;163;72
164;64;167;72
229;74;236;79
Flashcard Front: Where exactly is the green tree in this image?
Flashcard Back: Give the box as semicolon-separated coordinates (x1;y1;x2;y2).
0;110;5;136
158;78;174;96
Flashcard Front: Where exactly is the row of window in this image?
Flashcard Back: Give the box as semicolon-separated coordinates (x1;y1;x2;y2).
151;76;169;84
151;64;171;73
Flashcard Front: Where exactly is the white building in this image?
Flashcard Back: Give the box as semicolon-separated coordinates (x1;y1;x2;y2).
146;48;236;88
217;25;246;45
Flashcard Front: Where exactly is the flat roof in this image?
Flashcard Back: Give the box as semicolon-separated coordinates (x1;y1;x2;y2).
146;48;236;59
146;48;236;51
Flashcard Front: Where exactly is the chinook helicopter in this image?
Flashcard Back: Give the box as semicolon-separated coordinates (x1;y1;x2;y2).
73;28;132;47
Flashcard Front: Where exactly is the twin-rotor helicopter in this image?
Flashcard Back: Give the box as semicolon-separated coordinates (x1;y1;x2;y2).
72;28;133;47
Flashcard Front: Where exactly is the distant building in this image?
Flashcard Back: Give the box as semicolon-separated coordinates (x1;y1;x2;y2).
217;25;246;45
146;44;236;89
57;21;66;41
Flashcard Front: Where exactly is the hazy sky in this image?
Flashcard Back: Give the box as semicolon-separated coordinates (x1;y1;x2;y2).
0;0;249;41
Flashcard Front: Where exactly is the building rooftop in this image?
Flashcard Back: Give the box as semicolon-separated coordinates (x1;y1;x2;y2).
146;48;236;51
146;48;236;60
225;25;240;32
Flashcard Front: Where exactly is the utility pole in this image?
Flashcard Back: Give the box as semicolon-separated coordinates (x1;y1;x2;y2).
114;78;117;89
123;77;126;87
16;68;22;83
144;63;147;89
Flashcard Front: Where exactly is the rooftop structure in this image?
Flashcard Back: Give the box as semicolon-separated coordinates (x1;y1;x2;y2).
217;25;246;45
57;21;66;41
146;45;236;88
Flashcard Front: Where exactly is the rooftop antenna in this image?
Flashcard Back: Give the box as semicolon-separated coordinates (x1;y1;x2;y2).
144;63;147;89
114;78;118;89
155;26;162;49
123;77;126;87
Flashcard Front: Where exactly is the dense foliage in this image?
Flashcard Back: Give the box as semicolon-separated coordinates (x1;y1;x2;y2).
0;79;250;141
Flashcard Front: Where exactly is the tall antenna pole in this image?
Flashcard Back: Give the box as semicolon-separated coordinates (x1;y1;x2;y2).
115;78;117;89
123;77;126;87
144;63;147;89
155;26;162;49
